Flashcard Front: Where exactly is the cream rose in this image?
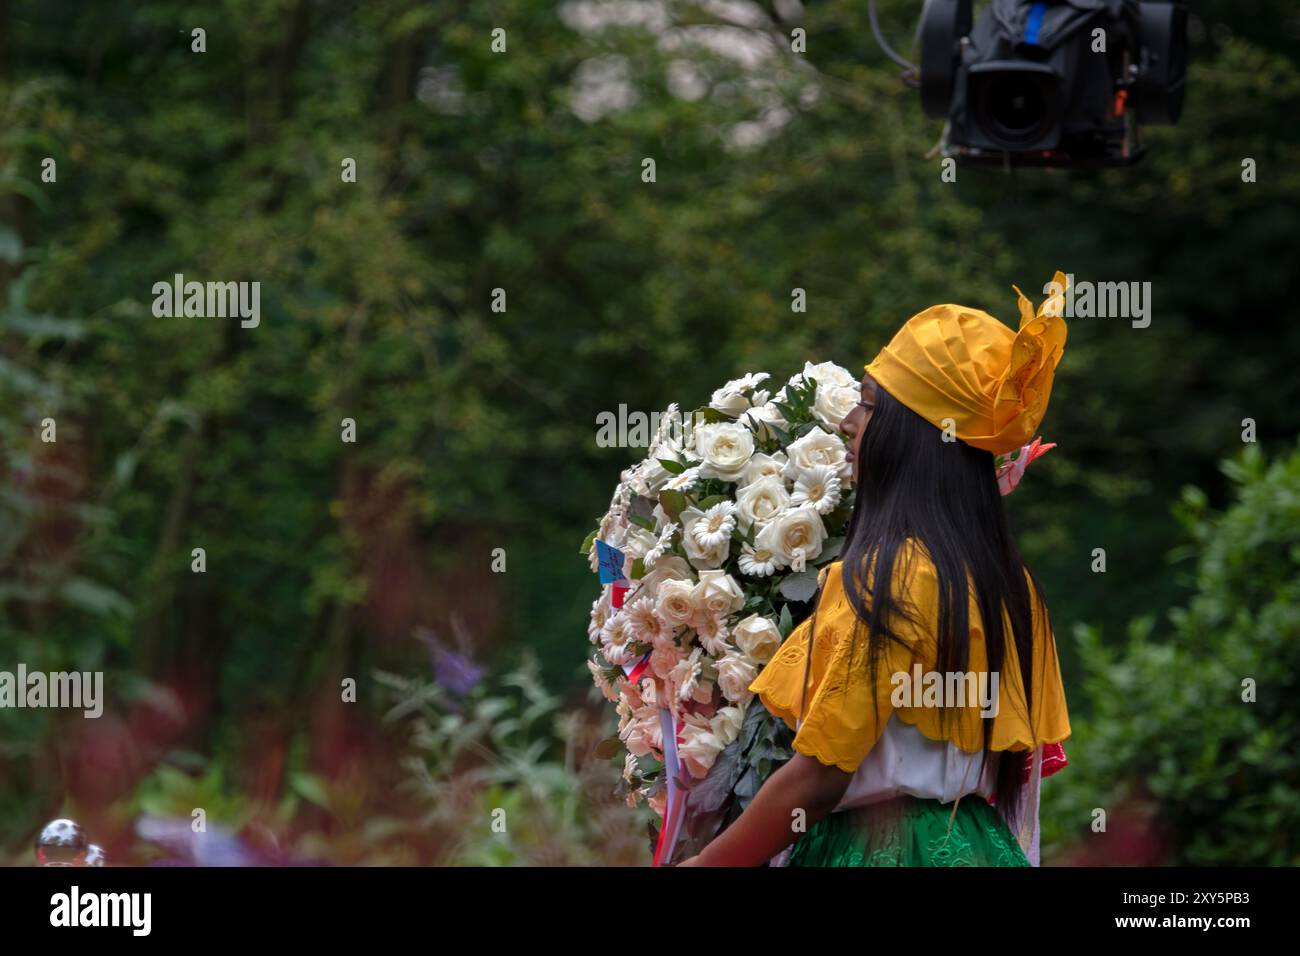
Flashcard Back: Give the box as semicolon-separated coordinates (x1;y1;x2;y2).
678;722;727;779
791;360;856;390
620;525;658;561
709;372;770;418
693;422;755;482
631;555;693;600
743;402;787;442
734;474;790;531
732;614;782;663
757;505;827;572
628;457;673;497
715;651;758;704
655;578;696;627
812;382;859;429
692;569;746;617
711;703;747;746
783;427;852;482
736;451;788;488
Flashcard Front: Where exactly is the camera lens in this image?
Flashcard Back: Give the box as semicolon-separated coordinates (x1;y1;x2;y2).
982;72;1050;143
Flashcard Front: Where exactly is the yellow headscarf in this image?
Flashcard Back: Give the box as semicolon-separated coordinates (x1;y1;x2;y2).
864;272;1069;457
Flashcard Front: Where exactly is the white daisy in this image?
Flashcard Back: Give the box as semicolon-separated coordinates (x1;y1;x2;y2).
600;614;637;667
665;466;701;492
695;613;731;656
738;542;779;577
643;523;678;568
668;648;703;703
691;501;737;549
624;596;672;646
790;464;844;515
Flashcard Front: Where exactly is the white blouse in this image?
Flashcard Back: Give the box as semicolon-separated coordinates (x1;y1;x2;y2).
776;716;1044;866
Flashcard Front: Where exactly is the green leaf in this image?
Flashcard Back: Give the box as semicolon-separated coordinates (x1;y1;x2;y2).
659;489;688;524
816;536;844;564
690;406;731;424
289;773;332;810
57;577;132;617
628;513;655;532
578;529;597;555
778;570;820;603
779;603;794;637
0;227;23;265
593;736;623;760
764;422;791;444
658;457;686;474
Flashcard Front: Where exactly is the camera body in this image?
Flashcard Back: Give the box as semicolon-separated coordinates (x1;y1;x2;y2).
920;0;1187;167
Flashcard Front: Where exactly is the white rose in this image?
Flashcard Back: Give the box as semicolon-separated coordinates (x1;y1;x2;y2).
784;427;852;482
678;722;727;779
812;382;859;429
678;506;730;570
791;360;856;390
732;614;782;663
620;525;658;561
737;451;788;488
693;422;755;482
743;402;787;442
629;458;673;497
734;474;790;531
711;703;748;747
631;555;693;601
715;651;758;704
655;578;696;627
692;569;746;617
709;371;771;417
758;505;828;572
709;386;751;418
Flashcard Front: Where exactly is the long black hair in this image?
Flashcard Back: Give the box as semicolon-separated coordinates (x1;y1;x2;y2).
839;381;1051;824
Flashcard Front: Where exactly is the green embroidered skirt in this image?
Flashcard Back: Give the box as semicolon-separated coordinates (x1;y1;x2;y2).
787;795;1030;867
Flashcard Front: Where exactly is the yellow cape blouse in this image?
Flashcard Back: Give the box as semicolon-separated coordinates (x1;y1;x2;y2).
749;543;1071;773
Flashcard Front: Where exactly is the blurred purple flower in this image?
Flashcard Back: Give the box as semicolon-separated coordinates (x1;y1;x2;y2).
136;815;258;867
414;625;485;698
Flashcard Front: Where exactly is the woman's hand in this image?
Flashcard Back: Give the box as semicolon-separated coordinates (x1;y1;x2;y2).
674;855;701;867
682;753;852;867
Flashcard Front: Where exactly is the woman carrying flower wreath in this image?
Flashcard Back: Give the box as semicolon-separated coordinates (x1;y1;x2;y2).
680;273;1073;867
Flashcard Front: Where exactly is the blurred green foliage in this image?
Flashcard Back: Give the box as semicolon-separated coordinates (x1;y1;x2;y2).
1043;443;1300;864
0;0;1297;862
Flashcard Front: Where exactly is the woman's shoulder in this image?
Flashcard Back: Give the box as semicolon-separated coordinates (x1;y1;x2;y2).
818;541;941;600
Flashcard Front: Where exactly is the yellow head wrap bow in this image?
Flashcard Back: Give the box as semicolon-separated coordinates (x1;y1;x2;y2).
863;272;1069;457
